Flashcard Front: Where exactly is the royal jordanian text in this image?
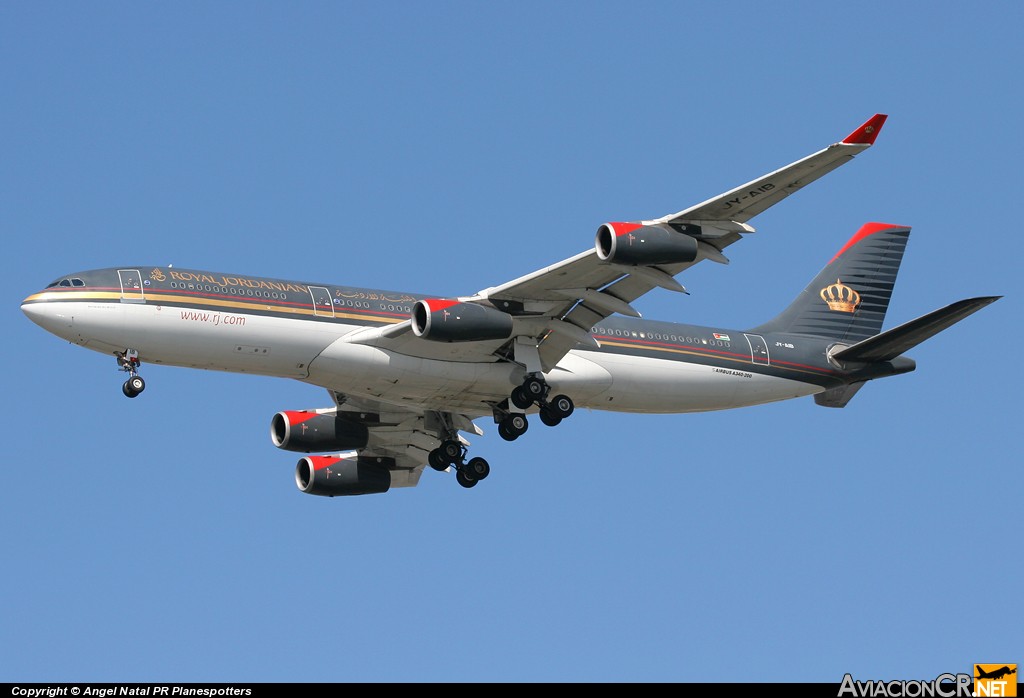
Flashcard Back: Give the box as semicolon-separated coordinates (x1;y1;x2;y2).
10;689;252;697
167;270;307;294
838;673;973;697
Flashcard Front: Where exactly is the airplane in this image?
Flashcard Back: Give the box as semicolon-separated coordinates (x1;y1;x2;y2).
20;113;1000;497
976;666;1017;681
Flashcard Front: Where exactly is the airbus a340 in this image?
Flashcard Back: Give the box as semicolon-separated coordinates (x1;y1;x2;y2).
21;114;999;496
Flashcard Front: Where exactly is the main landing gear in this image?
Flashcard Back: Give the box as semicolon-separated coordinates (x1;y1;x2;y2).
504;374;574;436
117;349;146;398
427;375;575;491
427;439;491;489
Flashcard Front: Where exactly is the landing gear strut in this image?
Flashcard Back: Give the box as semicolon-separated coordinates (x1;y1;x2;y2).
117;349;146;398
428;438;490;489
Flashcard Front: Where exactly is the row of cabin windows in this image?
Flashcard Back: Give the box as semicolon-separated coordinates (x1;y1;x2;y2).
167;281;413;313
592;326;731;347
169;282;287;299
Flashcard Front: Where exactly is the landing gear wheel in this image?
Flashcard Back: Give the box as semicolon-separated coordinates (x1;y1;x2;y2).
523;375;546;400
122;380;140;398
127;376;145;395
549;394;574;419
456;470;478;488
508;413;528;436
498;423;516;442
428;448;449;471
501;413;529;438
510;386;533;410
440;439;462;465
465;457;490;481
539;407;562;427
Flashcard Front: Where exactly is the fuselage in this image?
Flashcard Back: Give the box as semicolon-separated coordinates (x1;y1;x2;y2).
21;266;879;416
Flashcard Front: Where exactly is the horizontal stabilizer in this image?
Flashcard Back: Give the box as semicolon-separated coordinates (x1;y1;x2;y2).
832;296;1001;363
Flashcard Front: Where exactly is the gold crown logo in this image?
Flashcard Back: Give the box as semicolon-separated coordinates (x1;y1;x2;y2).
819;278;860;313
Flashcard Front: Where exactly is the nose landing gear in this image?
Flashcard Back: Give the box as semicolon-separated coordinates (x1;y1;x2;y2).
117;349;146;398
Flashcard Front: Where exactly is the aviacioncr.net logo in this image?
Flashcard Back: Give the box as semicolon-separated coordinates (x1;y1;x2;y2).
838;673;973;697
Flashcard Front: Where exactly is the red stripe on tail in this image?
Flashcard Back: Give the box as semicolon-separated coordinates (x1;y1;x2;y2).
829;222;906;264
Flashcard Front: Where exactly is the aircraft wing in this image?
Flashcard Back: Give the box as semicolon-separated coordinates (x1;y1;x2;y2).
350;114;888;372
477;113;889;369
652;113;888;224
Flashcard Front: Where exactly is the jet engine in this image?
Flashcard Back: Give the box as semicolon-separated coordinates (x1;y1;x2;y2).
271;411;369;453
411;299;513;342
295;455;391;496
595;222;699;265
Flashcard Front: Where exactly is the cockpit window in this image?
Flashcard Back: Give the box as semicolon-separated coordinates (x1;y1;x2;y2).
46;277;88;288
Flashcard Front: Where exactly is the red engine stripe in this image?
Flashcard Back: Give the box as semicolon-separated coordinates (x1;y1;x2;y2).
425;298;460;311
309;456;343;471
609;222;643;237
283;410;319;426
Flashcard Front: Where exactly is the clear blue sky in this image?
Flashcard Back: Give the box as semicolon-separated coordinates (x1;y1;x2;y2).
2;1;1020;683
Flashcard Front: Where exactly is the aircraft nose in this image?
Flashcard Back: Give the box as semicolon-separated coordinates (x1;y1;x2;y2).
22;298;73;334
21;299;44;323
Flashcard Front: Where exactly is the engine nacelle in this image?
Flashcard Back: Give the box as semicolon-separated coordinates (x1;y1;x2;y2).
595;222;699;265
411;299;513;342
295;455;392;496
271;411;369;453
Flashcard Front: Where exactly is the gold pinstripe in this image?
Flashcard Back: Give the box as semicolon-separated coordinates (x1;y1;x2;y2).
22;291;405;325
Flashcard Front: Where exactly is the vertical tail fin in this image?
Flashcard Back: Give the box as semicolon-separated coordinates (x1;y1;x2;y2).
752;222;911;342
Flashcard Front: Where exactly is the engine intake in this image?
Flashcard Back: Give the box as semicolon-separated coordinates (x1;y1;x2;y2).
411;299;513;342
271;411;369;453
295;455;392;496
595;222;699;266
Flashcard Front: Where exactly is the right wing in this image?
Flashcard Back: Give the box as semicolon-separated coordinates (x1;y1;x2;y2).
652;113;888;225
477;113;890;369
341;115;889;373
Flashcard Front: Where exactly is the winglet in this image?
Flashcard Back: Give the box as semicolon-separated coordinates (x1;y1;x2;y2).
842;114;888;145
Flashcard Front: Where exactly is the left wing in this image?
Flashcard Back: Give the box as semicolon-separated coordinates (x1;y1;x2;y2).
349;114;888;371
303;390;483;489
